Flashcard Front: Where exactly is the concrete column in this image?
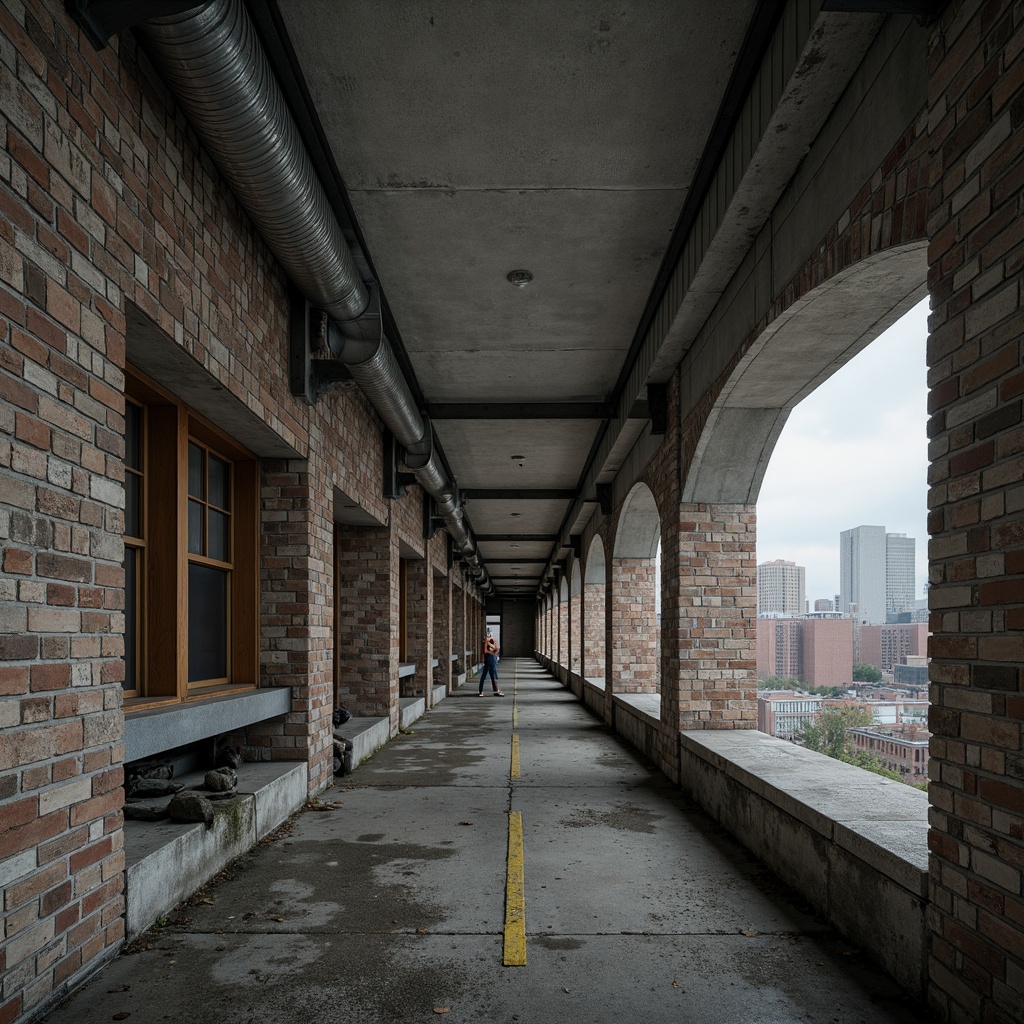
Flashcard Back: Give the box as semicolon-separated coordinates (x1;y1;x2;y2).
610;557;659;694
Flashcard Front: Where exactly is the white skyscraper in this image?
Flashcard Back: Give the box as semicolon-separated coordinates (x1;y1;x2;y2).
840;525;917;625
886;533;916;619
757;559;806;616
840;525;887;624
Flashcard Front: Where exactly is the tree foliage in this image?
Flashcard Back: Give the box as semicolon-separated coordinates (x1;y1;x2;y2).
852;663;883;683
757;676;802;690
799;705;873;759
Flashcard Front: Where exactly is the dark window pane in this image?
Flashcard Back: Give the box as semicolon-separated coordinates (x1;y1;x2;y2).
188;563;228;682
188;443;204;498
124;548;137;691
188;499;204;555
208;455;229;509
208;509;229;562
125;403;141;470
125;473;141;538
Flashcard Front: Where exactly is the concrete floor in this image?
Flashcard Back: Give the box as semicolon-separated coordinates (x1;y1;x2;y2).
43;660;933;1024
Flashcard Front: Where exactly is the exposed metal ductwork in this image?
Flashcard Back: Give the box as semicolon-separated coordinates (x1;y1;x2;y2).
136;0;484;576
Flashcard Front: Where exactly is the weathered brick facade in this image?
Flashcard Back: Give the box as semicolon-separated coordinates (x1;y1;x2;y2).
926;2;1024;1020
609;558;658;694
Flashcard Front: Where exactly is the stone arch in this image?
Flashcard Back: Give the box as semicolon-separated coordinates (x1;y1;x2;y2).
684;244;928;504
610;483;662;694
584;537;606;685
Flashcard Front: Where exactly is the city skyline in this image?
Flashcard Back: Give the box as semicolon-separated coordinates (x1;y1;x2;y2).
757;298;929;607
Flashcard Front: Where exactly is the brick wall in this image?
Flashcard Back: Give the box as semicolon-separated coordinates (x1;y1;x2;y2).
569;580;582;674
583;580;605;682
609;558;659;694
672;505;757;730
926;2;1024;1020
432;571;451;693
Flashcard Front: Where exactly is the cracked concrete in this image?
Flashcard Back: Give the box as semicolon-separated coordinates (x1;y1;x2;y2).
42;660;932;1024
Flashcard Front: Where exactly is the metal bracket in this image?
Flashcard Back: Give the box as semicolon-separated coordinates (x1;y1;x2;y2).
423;496;445;541
570;536;582;558
65;0;200;50
384;432;407;499
596;484;613;517
290;289;356;403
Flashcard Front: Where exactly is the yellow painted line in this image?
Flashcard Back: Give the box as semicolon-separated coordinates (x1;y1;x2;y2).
503;810;527;966
513;705;518;727
511;733;520;777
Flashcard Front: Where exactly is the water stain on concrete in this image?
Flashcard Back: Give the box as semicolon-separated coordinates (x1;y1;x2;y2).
559;804;663;834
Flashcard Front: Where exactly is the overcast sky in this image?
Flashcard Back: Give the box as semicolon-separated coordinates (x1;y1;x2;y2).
756;298;930;607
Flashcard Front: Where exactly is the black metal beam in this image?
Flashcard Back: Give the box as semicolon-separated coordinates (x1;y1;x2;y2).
66;0;198;49
426;402;611;420
475;534;557;542
648;383;669;436
462;489;577;501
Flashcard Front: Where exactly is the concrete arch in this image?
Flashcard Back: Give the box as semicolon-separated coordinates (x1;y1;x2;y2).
570;560;582;598
585;536;606;585
613;482;662;559
684;243;928;504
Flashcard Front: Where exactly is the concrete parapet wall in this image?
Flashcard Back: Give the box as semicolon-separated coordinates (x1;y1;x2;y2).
678;730;927;996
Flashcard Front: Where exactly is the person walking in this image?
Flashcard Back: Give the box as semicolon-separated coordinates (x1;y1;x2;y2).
478;632;504;696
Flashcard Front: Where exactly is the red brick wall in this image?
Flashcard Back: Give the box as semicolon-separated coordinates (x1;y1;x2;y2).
403;556;429;699
926;2;1024;1020
432;570;451;693
569;576;582;675
610;558;658;694
672;505;757;729
583;580;605;682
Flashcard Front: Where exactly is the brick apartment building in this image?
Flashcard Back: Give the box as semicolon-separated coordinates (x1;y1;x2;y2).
756;616;853;688
849;724;930;784
858;623;928;673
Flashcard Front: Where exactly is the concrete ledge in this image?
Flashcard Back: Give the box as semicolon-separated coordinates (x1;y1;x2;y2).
580;676;606;718
399;696;426;729
398;662;416;678
125;686;292;762
679;729;928;996
613;693;661;761
343;716;391;768
123;761;305;939
432;684;446;705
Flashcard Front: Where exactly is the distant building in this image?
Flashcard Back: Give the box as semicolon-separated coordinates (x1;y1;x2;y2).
859;623;928;672
814;598;833;612
758;691;824;740
802;617;853;688
840;525;887;624
848;723;930;783
886;532;916;619
894;655;929;687
758;559;806;616
757;618;803;679
757;617;853;688
839;525;917;625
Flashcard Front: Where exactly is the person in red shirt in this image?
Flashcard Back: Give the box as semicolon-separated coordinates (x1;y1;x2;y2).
478;632;504;696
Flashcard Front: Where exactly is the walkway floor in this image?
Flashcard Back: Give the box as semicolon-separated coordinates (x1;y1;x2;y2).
44;660;933;1024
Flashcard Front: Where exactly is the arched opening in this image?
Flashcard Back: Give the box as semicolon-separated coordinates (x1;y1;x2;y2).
611;482;662;694
569;560;582;677
584;537;606;687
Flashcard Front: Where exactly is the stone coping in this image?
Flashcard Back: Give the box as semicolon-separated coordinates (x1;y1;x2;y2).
399;696;426;729
614;692;661;723
398;662;416;678
124;686;292;763
680;729;929;896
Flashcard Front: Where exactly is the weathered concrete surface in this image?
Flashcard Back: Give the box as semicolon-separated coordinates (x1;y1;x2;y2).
46;660;931;1024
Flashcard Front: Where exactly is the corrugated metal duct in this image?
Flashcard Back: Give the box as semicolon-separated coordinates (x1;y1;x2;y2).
136;0;482;570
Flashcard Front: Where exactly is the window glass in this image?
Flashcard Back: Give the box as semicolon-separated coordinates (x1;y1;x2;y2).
125;473;141;539
208;454;229;509
188;442;204;499
124;547;137;691
208;509;229;562
188;500;204;555
188;563;228;682
125;403;141;470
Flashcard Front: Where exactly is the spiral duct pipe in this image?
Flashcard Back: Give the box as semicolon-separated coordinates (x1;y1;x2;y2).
137;0;478;566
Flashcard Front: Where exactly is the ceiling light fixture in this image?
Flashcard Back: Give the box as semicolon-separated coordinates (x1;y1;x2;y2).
506;269;533;288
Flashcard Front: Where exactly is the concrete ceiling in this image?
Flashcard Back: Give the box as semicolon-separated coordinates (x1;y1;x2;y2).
276;0;761;594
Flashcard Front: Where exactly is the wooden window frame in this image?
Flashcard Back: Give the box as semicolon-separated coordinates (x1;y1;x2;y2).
123;367;259;712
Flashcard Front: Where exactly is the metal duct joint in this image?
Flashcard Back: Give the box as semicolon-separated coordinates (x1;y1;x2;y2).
137;0;480;565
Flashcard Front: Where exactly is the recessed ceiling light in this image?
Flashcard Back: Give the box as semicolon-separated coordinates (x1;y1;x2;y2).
510;512;522;518
511;454;525;460
506;269;533;288
510;543;520;548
